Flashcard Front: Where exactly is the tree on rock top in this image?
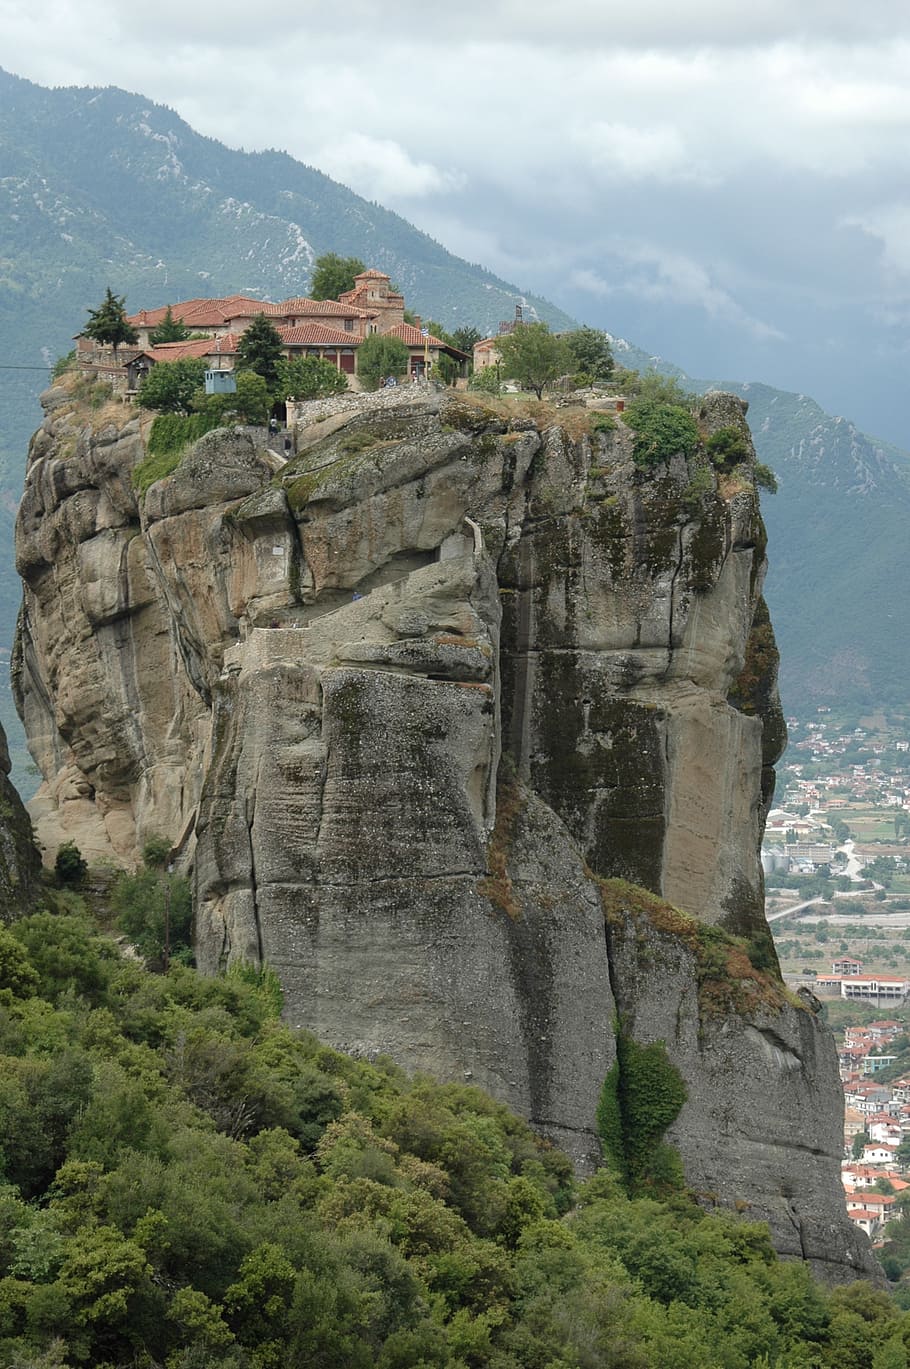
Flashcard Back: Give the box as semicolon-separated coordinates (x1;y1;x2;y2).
310;252;365;300
83;287;139;358
564;326;614;382
357;333;410;391
236;314;285;389
277;355;348;402
499;321;572;399
138;358;207;413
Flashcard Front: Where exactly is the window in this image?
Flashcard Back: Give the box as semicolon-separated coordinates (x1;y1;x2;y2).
344;318;354;332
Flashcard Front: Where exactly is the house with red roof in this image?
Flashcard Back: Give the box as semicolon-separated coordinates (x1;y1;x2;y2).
76;268;468;393
863;1142;900;1164
847;1208;885;1240
337;270;405;332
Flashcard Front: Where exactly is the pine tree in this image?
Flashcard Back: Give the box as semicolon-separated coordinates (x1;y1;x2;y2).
83;287;139;358
236;314;285;389
149;305;190;345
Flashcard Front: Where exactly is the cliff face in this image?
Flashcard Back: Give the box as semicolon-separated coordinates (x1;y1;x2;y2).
14;377;874;1280
0;720;43;922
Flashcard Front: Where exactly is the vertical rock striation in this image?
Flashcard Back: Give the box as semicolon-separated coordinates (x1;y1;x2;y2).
13;375;874;1279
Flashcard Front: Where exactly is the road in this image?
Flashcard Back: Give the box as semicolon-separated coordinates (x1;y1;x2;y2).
766;897;824;922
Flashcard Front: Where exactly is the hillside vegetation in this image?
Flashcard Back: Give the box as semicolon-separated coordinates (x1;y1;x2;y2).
0;909;907;1368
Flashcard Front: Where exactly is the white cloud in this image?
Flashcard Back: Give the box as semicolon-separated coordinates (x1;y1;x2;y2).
571;120;713;184
306;133;465;204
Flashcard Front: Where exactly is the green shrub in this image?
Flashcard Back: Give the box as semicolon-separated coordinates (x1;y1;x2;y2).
468;367;502;396
590;413;616;434
357;334;411;391
597;1033;687;1192
138;357;208;413
132;448;182;494
202;370;271;425
705;425;750;466
54;840;87;886
10;911;117;1004
52;350;76;379
682;456;715;509
277;355;348;401
624;399;699;468
111;867;193;967
754;461;778;493
133;412;223;494
141;835;172;869
2;911;909;1367
0;927;39;1000
68;374;114;408
146;411;221;458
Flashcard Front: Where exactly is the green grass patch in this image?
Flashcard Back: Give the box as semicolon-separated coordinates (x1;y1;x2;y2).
133;412;225;493
132;448;182;494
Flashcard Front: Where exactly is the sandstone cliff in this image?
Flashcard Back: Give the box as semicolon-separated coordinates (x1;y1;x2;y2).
13;376;874;1281
0;721;43;922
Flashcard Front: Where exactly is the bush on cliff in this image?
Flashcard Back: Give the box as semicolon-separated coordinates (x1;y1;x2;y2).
132;412;224;494
705;424;750;467
54;840;87;886
111;864;193;967
624;397;699;468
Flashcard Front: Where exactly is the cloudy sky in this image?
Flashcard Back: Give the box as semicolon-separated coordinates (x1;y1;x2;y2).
4;0;910;443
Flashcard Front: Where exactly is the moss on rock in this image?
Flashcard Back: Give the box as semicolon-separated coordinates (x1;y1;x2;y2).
600;877;803;1021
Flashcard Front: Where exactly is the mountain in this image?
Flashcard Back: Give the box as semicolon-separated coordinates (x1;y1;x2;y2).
614;332;910;720
0;66;573;470
724;383;910;718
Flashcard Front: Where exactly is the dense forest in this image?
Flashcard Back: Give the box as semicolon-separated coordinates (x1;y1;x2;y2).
1;900;909;1368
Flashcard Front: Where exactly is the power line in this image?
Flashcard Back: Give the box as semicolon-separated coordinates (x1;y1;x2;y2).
0;364;55;371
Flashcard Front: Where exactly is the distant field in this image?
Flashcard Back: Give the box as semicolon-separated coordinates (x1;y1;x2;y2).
841;806;904;841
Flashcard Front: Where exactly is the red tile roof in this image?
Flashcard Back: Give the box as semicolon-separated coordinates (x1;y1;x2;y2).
218;297;286;320
129;299;210;327
129;297;282;329
144;335;240;363
386;322;447;347
280;298;375;318
278;324;363;347
385;323;468;357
